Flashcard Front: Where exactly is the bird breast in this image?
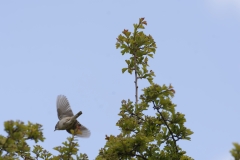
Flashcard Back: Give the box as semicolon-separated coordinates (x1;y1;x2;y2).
58;117;75;130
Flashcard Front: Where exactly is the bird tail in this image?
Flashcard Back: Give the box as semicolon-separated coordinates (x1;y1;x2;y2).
72;111;82;121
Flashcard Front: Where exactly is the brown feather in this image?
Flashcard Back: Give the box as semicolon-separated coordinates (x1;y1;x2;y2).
66;120;91;138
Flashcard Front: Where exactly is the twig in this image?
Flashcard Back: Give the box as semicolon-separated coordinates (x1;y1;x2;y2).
152;101;179;154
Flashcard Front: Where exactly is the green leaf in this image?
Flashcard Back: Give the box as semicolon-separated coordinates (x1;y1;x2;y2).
148;54;153;58
122;68;128;73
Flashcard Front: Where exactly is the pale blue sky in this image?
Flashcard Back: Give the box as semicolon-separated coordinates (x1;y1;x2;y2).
0;1;240;160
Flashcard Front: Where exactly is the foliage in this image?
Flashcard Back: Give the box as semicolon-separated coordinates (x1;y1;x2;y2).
0;17;193;160
230;143;240;160
96;18;193;160
0;120;88;160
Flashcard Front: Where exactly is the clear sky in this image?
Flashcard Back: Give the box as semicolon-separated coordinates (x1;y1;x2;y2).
0;1;239;160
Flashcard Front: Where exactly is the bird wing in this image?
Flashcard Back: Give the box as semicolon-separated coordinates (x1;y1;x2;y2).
66;121;91;138
56;95;74;120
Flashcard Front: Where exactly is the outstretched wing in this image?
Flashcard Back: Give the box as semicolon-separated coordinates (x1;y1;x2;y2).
66;121;91;138
56;95;74;120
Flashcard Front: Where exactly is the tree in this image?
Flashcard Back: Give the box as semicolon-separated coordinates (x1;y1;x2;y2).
230;143;240;160
96;18;193;160
0;18;193;160
0;121;89;160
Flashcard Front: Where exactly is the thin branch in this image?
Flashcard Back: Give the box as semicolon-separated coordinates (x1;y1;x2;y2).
130;113;145;122
152;101;179;155
137;76;144;79
134;53;138;105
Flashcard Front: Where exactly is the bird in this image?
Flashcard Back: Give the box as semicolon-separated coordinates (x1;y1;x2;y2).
54;95;91;138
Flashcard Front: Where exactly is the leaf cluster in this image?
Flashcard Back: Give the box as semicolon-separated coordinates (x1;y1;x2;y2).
0;120;88;160
97;84;193;160
116;17;156;84
230;143;240;160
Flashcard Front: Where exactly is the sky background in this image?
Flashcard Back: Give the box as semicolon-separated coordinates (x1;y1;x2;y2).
0;1;240;160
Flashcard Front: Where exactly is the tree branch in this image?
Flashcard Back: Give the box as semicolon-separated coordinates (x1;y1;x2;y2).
152;101;179;154
134;54;138;105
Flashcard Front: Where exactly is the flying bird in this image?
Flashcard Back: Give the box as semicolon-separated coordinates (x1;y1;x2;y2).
54;95;91;138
